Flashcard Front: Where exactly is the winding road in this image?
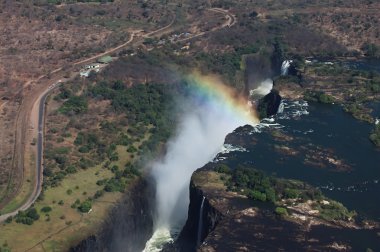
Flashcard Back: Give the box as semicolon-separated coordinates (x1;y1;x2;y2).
0;12;176;223
0;7;236;222
177;8;236;43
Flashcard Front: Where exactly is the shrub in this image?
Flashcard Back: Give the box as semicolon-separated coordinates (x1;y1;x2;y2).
5;216;13;223
284;188;300;199
58;96;88;114
78;146;90;153
15;208;40;225
304;91;334;104
66;165;77;174
78;200;92;213
275;207;288;216
41;206;52;213
127;145;137;153
265;188;276;203
248;190;267;202
94;190;104;199
104;178;126;192
215;164;231;174
318;201;357;221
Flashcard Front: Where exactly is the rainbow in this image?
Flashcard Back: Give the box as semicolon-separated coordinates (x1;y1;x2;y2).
185;72;259;125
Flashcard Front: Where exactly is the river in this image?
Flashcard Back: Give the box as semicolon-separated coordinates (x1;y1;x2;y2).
218;100;380;220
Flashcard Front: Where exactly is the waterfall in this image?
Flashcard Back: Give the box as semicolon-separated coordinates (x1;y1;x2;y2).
142;74;258;252
277;100;285;114
281;60;293;75
197;196;206;247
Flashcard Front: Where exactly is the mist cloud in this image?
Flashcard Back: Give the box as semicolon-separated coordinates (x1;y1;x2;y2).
143;74;257;252
151;81;255;231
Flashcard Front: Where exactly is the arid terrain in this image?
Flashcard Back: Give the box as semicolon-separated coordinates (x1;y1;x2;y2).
0;0;174;211
0;0;379;251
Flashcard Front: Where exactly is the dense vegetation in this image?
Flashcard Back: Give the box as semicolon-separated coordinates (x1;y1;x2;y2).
14;208;40;225
304;91;335;104
44;80;177;190
195;44;260;84
58;96;88;115
304;63;380;124
216;165;322;203
215;164;356;221
36;76;182;219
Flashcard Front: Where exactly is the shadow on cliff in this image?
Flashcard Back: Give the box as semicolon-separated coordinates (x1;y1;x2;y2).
70;177;155;252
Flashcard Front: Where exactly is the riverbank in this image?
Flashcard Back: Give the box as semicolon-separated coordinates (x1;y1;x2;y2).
172;162;379;252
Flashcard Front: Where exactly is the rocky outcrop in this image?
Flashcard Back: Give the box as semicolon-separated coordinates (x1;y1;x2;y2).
70;177;154;252
162;179;223;252
169;165;380;252
257;89;282;118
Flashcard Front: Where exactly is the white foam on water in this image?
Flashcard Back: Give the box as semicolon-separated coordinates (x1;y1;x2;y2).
247;100;309;134
220;144;248;154
213;144;249;162
142;228;173;252
319;179;380;193
277;100;285;114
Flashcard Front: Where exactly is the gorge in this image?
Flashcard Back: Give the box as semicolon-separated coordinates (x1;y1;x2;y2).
142;73;259;251
68;54;380;252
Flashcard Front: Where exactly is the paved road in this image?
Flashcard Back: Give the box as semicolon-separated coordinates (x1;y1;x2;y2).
0;11;177;222
0;7;235;222
0;84;57;222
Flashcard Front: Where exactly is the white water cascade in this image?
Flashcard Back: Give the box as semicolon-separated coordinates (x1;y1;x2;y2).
197;196;206;246
281;60;293;75
142;88;255;252
277;100;285;114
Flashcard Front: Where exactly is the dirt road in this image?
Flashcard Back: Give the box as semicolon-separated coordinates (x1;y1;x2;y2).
0;7;235;222
0;12;176;222
177;8;236;43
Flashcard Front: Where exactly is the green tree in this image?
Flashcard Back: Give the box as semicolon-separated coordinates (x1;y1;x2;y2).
249;190;267;202
275;207;288;216
41;206;52;213
78;200;92;213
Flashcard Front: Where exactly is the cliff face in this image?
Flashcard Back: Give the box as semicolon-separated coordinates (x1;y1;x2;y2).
165;180;223;252
71;177;154;252
257;89;282;118
171;165;380;252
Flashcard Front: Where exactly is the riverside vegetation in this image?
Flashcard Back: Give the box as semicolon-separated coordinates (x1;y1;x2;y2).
215;164;357;222
1;0;380;249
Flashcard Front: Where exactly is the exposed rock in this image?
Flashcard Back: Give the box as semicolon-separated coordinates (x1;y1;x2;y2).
257;89;282;118
70;178;154;252
171;166;380;252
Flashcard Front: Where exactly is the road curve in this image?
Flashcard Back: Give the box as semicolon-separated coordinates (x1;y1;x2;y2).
0;7;231;222
0;85;55;222
0;12;176;223
176;8;236;43
209;8;237;28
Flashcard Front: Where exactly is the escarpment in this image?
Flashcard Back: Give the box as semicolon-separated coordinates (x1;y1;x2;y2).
71;178;154;252
168;162;380;252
